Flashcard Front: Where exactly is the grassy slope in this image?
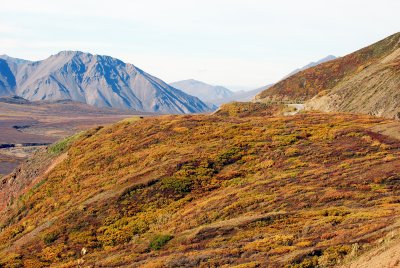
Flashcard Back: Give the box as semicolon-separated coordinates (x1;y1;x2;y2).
1;111;400;267
306;43;400;119
255;32;400;103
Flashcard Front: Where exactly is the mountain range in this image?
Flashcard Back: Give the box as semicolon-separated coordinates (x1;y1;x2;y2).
170;79;268;106
0;52;212;114
170;79;234;106
171;56;336;106
0;52;340;112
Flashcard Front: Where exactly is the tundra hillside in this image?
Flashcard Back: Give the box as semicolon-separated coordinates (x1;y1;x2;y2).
1;105;400;267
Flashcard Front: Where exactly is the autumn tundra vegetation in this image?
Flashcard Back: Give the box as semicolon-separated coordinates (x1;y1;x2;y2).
1;103;400;267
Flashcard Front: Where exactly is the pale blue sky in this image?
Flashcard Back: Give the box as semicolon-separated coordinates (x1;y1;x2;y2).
0;0;399;90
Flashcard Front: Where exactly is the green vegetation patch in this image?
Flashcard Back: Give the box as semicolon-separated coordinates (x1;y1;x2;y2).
43;230;60;245
48;132;83;155
149;234;173;250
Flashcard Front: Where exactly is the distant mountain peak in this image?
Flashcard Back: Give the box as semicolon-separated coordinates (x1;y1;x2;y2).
321;55;337;61
0;54;32;65
179;79;217;86
54;50;86;57
170;79;234;106
283;55;337;79
170;79;267;106
0;52;213;114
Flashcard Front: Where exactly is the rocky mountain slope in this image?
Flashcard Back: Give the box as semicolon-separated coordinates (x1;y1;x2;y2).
1;105;400;267
0;51;212;114
255;33;400;120
306;37;400;119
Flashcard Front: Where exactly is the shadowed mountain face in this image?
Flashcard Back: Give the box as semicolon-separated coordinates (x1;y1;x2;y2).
0;59;16;97
0;55;31;84
0;55;31;66
0;51;212;114
255;33;400;117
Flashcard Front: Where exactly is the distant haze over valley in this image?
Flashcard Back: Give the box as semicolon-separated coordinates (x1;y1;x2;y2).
170;55;337;106
170;79;265;106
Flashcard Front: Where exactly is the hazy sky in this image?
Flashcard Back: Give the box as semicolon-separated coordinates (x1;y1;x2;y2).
0;0;399;90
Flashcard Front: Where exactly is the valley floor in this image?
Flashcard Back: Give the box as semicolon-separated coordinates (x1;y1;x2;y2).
0;100;146;176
